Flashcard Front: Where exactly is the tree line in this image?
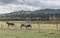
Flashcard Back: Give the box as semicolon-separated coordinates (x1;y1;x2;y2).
0;9;60;21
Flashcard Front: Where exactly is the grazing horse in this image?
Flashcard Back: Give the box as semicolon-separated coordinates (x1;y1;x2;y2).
6;22;14;27
20;24;32;30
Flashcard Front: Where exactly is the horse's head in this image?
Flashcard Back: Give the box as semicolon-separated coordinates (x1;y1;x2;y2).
21;24;24;26
20;24;24;29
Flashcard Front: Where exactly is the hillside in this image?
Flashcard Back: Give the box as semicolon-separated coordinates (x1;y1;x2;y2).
0;9;60;21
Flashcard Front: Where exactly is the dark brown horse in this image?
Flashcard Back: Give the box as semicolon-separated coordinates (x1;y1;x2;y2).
6;22;14;27
20;24;32;30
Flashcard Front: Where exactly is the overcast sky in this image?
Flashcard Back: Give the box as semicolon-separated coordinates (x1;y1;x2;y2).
0;0;60;14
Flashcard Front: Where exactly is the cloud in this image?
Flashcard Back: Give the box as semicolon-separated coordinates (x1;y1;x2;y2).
0;4;40;14
0;0;60;13
0;0;17;5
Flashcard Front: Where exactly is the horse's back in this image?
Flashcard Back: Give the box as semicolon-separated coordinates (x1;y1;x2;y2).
26;24;31;27
6;22;14;25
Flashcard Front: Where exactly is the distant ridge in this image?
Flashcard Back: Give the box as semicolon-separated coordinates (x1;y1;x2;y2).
0;9;60;21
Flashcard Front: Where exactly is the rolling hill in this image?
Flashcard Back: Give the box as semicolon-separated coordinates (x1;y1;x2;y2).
0;9;60;21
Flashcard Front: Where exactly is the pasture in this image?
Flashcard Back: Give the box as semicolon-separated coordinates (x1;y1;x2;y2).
0;21;60;38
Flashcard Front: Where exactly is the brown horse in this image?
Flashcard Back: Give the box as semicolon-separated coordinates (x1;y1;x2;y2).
20;24;32;30
6;22;14;27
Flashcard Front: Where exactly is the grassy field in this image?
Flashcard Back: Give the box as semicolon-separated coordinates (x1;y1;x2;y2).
0;21;60;38
0;29;60;38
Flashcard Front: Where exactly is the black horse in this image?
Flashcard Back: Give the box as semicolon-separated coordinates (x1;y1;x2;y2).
20;24;32;30
6;22;14;27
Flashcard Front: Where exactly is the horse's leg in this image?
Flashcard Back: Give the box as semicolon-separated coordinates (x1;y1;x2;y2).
27;27;29;30
20;25;22;29
30;26;31;30
29;26;32;30
25;27;27;30
14;25;16;30
8;25;9;29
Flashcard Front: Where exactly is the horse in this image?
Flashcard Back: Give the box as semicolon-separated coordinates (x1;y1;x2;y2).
6;22;14;27
20;24;32;30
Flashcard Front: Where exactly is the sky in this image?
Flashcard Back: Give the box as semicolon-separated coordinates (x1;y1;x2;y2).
0;0;60;14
